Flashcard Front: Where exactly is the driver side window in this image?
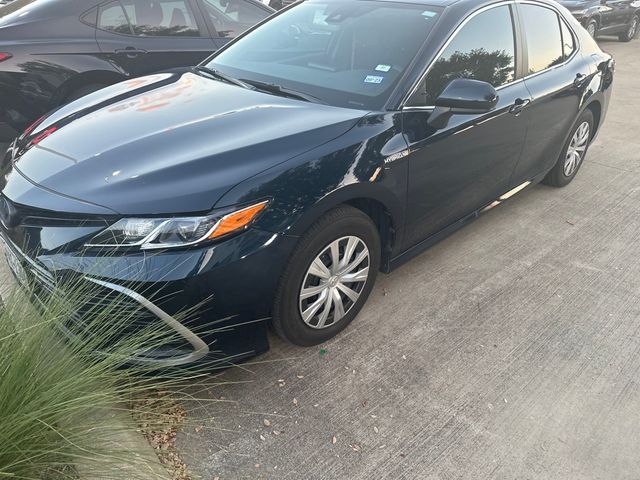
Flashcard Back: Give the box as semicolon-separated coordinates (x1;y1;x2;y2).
407;5;516;107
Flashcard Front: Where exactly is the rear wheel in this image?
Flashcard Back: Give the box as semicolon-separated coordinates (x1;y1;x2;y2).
65;83;108;103
618;15;639;42
542;109;594;188
272;206;380;346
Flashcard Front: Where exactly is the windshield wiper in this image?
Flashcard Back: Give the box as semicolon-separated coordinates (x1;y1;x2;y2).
193;66;254;90
240;79;325;104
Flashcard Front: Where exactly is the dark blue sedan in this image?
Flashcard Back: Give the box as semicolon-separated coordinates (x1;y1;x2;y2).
0;0;614;365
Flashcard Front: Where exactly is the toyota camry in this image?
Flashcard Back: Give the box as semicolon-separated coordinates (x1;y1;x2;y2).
0;0;614;365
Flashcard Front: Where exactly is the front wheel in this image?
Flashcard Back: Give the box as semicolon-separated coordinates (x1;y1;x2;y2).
272;206;381;346
618;15;639;42
586;19;598;38
542;109;594;188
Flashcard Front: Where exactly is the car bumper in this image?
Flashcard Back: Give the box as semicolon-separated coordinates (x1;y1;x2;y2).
0;226;298;367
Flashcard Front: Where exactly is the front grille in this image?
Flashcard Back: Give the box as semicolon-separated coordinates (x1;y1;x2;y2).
65;281;194;359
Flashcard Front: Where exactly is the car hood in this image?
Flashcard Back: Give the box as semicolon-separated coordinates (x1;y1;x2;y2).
11;71;366;215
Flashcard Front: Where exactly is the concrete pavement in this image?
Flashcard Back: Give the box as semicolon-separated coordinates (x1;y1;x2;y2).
176;39;640;479
1;39;639;480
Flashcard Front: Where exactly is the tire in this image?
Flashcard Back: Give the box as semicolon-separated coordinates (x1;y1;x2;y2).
618;15;639;42
542;109;594;188
586;19;598;38
65;83;108;103
272;205;381;346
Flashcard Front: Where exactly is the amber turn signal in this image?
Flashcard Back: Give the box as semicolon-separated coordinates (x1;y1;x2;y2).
209;201;269;239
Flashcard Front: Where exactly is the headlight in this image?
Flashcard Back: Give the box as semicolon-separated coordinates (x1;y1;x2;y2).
571;9;588;16
85;200;269;250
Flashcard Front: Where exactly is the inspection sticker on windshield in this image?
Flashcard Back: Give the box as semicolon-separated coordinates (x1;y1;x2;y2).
375;64;391;72
364;75;384;84
422;10;437;17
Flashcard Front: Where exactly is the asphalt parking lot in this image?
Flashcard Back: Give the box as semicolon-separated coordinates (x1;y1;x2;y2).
1;39;639;479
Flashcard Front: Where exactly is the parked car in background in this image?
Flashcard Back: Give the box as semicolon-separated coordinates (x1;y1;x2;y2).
560;0;639;40
0;0;273;131
1;0;613;364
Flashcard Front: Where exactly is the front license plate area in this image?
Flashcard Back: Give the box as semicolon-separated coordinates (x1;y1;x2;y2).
1;237;28;287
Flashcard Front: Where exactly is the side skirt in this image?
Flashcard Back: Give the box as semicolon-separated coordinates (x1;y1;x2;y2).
386;177;543;272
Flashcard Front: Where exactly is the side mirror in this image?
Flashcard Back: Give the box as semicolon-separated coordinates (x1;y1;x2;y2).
428;78;499;130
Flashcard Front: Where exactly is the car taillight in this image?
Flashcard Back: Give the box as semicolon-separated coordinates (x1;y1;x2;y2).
0;53;12;62
21;115;46;138
31;127;57;145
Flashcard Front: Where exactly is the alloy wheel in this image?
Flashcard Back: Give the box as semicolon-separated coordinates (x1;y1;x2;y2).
564;121;590;177
587;22;596;37
299;236;370;329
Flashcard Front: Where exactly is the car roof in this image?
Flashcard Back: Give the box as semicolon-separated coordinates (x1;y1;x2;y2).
349;0;565;11
364;0;462;7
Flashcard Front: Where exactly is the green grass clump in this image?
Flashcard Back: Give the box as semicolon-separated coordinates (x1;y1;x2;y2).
0;276;209;480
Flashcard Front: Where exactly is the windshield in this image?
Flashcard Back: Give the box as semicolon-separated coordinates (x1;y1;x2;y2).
206;0;442;110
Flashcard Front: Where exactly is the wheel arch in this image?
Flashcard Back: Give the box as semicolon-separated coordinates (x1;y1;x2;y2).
51;70;126;107
287;184;404;272
584;99;602;140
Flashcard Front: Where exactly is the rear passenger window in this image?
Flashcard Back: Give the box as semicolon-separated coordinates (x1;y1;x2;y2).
99;0;201;37
99;1;133;34
81;7;99;27
407;5;516;107
520;4;563;74
121;0;200;37
560;19;575;59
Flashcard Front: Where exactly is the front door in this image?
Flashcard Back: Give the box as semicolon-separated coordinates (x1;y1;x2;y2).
95;0;217;78
402;4;529;246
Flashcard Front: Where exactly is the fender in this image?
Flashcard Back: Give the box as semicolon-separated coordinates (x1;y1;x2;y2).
215;112;409;252
286;181;404;238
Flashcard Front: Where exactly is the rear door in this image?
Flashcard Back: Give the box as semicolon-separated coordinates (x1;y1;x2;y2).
196;0;272;48
511;3;592;184
95;0;217;77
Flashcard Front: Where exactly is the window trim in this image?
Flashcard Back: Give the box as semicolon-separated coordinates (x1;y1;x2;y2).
79;5;99;27
515;1;580;80
401;1;518;110
96;0;205;38
559;16;577;60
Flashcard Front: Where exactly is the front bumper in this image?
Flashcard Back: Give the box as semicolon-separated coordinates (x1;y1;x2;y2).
1;224;298;367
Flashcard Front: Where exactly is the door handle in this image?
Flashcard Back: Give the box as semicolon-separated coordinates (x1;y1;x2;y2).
115;47;148;57
509;98;531;115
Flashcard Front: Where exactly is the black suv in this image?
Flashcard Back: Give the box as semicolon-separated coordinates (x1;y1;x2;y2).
560;0;639;40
